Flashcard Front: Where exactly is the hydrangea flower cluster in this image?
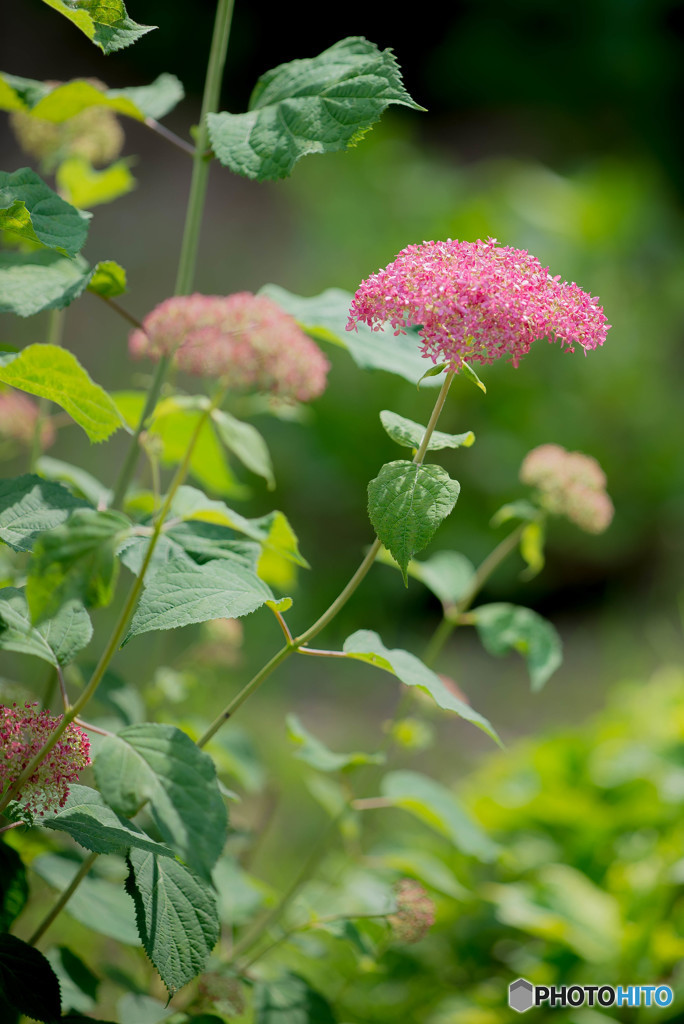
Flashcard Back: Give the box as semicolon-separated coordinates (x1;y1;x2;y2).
0;703;90;816
347;238;609;369
10;81;124;171
388;879;436;944
0;389;55;449
520;443;614;534
129;293;329;403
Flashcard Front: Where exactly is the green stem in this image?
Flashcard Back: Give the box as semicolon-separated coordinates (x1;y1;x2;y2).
0;398;221;815
198;371;457;745
28;852;98;946
29;310;64;471
110;0;236;510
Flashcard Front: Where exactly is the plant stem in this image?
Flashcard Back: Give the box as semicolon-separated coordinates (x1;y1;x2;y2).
144;117;196;157
28;852;98;946
96;292;145;331
110;0;236;510
198;371;457;744
29;309;64;471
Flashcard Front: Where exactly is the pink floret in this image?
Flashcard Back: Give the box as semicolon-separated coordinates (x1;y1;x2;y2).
347;238;610;370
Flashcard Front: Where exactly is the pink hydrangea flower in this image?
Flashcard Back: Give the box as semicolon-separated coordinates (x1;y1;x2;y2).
388;879;436;944
0;703;90;816
129;293;329;403
0;390;55;449
347;238;609;369
520;443;614;534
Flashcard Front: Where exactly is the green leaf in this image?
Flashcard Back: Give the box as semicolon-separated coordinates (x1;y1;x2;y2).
36;456;110;506
0;250;92;317
519;520;546;579
171;485;309;567
460;359;487;393
125;850;219;996
27;508;130;621
212;408;275;489
56;156;135;209
208;36;422;182
380;771;499;861
39;0;156;54
86;259;127;298
0;473;88;552
0;345;122;442
379;410;475;452
0;72;184;122
0;587;92;665
0;934;62;1024
286;714;384;773
417;363;446;387
164;522;261;570
472;603;563;691
378;848;469;900
368;460;460;583
342;629;499;742
123;555;278;645
253;973;338;1024
115;995;172;1024
0;843;28;932
45;947;99;1016
259;285;439;387
43;784;175;858
94;723;228;880
376;548;476;607
0;168;90;255
32;854;140;945
490;499;540;528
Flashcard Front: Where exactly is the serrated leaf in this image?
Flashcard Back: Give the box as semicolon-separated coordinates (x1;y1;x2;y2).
125;849;219;997
0;934;62;1024
0;72;183;122
380;771;499;861
0;473;88;552
0;168;90;256
342;629;499;742
27;508;130;621
94;723;228;880
0;345;122;442
259;285;439;387
379;410;475;452
56;156;135;209
43;784;175;858
286;714;384;773
39;0;156;54
253;973;338;1024
32;854;140;945
368;460;460;583
460;359;487;393
124;555;278;645
0;250;93;317
212;408;275;488
36;456;110;506
208;36;422;182
0;843;28;932
86;259;127;297
473;603;562;691
0;587;92;665
376;548;476;607
171;485;309;567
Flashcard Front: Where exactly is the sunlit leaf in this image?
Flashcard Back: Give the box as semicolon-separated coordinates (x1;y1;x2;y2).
0;250;92;317
286;714;384;772
0;72;183;122
56;156;135;209
379;410;475;452
86;259;126;298
39;0;156;54
44;785;175;858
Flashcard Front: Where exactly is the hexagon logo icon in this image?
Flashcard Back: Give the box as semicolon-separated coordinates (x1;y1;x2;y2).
509;978;534;1013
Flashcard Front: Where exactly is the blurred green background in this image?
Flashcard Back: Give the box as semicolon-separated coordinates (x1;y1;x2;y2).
2;3;684;1020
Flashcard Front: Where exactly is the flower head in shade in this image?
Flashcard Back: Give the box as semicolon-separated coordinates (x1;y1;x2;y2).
388;879;436;944
0;389;55;450
129;293;329;403
520;443;614;534
347;238;609;370
10;80;124;171
0;703;90;816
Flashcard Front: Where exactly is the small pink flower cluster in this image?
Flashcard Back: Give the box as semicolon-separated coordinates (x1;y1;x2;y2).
388;879;436;944
0;390;55;449
0;703;90;816
129;293;329;403
347;238;609;369
520;443;614;534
